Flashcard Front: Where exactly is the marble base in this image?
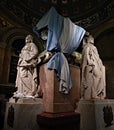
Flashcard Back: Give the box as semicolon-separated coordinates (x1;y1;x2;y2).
4;98;43;130
79;99;114;130
9;97;42;104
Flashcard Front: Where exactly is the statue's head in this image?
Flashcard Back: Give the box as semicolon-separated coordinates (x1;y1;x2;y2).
39;26;48;41
40;29;48;41
25;34;33;43
88;35;94;44
83;33;94;47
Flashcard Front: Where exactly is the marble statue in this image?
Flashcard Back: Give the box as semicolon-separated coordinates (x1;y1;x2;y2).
14;34;39;98
81;34;106;99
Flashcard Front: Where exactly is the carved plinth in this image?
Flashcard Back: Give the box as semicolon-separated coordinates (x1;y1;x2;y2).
4;99;43;130
37;112;80;130
39;64;80;113
79;99;114;130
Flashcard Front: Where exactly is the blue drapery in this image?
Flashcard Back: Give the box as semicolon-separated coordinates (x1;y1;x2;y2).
33;7;86;94
33;7;63;51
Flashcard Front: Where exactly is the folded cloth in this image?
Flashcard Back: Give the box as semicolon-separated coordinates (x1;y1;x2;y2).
59;18;86;54
47;52;72;94
33;7;64;52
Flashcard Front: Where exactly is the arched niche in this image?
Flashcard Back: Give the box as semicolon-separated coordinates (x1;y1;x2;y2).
0;27;43;84
95;28;114;99
8;39;25;83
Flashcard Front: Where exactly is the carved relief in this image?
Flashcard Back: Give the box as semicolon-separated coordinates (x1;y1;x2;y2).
7;105;14;128
103;106;113;127
0;17;13;29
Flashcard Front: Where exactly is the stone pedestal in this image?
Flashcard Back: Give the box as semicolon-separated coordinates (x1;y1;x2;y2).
79;99;114;130
4;98;43;130
37;112;80;130
39;64;80;113
37;64;81;130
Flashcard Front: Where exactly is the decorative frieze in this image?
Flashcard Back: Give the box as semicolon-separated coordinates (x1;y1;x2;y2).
0;0;113;29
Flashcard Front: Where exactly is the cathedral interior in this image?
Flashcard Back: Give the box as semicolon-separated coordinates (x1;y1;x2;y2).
0;0;114;130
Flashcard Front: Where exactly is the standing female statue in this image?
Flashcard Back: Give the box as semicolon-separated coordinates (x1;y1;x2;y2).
81;34;106;99
14;34;39;98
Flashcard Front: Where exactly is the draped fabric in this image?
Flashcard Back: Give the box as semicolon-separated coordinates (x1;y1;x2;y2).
33;7;64;51
59;18;86;54
47;52;72;94
33;7;86;94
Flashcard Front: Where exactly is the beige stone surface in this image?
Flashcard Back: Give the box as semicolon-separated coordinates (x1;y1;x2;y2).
4;99;43;130
81;35;106;99
39;64;80;113
79;99;114;130
9;97;42;104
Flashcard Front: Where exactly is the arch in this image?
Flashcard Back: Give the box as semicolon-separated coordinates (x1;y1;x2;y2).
2;27;44;52
94;27;114;99
95;27;114;61
0;27;44;84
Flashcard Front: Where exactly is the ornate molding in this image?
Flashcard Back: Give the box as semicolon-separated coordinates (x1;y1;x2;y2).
0;0;114;29
75;1;114;29
0;16;13;29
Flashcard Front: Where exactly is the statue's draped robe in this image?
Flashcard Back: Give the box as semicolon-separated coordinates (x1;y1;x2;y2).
81;43;106;99
15;42;38;96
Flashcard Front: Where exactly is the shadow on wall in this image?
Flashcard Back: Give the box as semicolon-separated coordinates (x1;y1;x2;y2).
95;28;114;99
0;95;8;130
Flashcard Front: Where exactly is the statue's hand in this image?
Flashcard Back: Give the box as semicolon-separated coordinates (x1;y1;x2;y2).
38;51;52;64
